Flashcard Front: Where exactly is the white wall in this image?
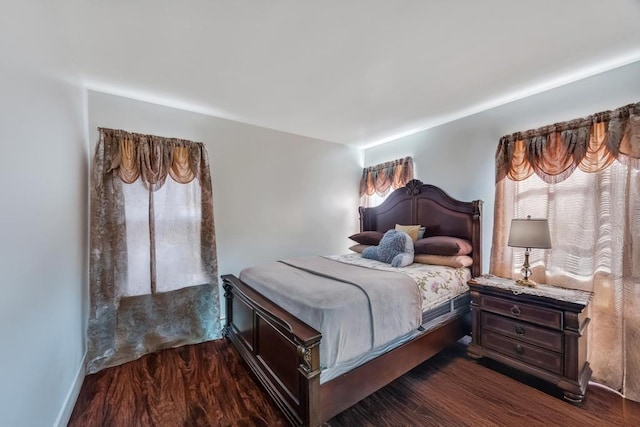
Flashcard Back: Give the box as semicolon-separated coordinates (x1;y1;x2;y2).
0;66;88;426
87;91;362;316
0;2;89;425
365;61;640;274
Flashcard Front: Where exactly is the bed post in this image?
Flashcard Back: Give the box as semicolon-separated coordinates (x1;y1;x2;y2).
471;200;483;278
297;342;321;426
222;282;232;340
358;206;367;232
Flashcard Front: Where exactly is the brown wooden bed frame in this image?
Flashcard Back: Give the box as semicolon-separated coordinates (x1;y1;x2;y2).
221;179;483;426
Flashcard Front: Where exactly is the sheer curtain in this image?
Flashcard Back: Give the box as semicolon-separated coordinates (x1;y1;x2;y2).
87;128;221;373
491;102;640;401
359;156;414;207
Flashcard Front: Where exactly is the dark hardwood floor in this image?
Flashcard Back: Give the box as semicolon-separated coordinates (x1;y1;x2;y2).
69;338;640;426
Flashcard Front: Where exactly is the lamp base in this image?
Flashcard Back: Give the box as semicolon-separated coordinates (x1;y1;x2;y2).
516;278;537;288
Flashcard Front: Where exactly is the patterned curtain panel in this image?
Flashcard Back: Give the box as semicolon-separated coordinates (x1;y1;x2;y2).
359;156;414;206
490;102;640;401
87;128;221;374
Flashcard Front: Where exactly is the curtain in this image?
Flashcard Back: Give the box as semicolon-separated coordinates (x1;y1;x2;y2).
359;156;414;206
490;102;640;401
87;128;221;374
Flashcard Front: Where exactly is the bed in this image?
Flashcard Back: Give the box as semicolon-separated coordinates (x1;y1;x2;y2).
221;179;483;426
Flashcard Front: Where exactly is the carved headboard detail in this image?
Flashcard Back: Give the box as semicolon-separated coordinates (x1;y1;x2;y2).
358;179;483;277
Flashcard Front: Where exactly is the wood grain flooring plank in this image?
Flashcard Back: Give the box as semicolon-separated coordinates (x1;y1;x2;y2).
69;339;640;426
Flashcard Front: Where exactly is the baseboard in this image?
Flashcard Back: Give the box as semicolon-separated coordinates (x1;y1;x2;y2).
54;351;87;427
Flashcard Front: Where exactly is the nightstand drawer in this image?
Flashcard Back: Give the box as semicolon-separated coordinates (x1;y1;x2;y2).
481;312;563;352
480;295;562;329
483;330;563;375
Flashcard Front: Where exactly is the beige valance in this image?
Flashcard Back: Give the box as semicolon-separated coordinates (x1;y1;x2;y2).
101;128;207;188
496;102;640;183
360;156;414;197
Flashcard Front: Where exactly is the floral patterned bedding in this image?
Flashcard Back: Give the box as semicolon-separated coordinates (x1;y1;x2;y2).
325;253;471;312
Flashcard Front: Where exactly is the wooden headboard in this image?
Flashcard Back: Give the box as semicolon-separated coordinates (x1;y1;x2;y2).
358;179;483;277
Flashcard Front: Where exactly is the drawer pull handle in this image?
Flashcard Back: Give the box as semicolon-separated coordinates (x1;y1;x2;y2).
515;325;525;336
511;305;521;316
515;344;525;354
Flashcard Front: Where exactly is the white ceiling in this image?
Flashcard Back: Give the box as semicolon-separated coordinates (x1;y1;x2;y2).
7;1;640;147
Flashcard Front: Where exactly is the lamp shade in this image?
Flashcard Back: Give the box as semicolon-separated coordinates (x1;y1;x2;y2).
507;217;551;249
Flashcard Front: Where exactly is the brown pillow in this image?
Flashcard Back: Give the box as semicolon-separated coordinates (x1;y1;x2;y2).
413;254;473;268
414;236;473;256
395;224;421;241
349;244;370;253
348;231;384;245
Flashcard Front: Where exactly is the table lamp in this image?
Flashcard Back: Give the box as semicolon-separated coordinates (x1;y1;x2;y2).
507;215;551;287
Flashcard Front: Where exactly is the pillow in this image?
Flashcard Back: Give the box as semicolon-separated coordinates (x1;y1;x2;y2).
348;244;370;253
349;231;384;245
418;226;426;240
362;230;414;267
414;236;473;256
413;254;473;268
395;224;421;241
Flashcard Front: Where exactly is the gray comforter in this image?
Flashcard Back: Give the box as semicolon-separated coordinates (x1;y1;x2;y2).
239;256;422;370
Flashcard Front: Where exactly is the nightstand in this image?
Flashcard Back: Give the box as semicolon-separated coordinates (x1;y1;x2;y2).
467;275;593;402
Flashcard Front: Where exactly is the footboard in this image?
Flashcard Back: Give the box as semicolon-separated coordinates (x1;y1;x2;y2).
222;275;322;426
